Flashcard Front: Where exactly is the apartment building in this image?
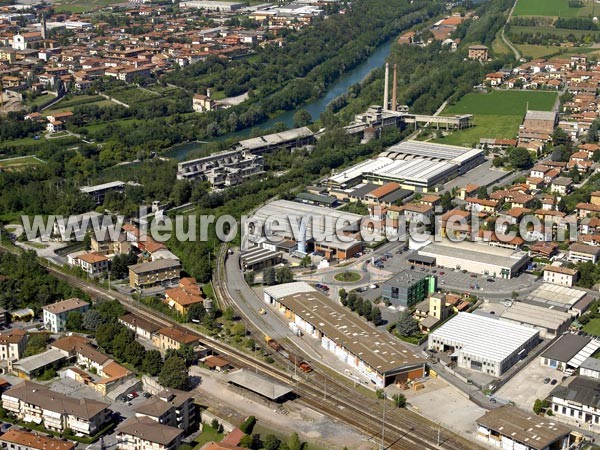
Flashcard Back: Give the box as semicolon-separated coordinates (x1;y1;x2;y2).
0;329;28;361
542;266;579;287
2;380;110;435
42;298;90;332
134;388;196;432
129;259;181;289
152;327;200;351
116;416;183;450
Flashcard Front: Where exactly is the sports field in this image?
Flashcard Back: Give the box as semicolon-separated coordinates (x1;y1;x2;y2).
513;0;597;17
433;90;557;146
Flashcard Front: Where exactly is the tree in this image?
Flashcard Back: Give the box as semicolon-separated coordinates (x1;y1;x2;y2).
159;356;189;390
24;333;50;357
65;311;83;331
263;267;276;285
240;416;256;434
477;186;488;199
124;340;146;367
263;434;280;450
589;119;600;143
142;350;163;376
187;303;206;323
82;309;103;331
287;432;302;450
293;109;312;127
533;399;543;415
395;312;420;337
276;267;294;284
299;255;311;267
339;288;347;303
370;307;382;325
239;435;253;449
393;393;407;408
509;147;533;169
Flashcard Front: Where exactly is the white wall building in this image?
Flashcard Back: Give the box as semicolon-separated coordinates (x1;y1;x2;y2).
42;298;90;332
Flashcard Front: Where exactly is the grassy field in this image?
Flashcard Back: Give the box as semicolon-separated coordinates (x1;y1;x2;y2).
27;93;56;108
433;90;557;146
192;425;223;449
53;0;124;13
513;0;597;17
107;87;160;105
583;318;600;337
0;155;45;168
509;25;598;38
47;95;117;111
515;44;597;58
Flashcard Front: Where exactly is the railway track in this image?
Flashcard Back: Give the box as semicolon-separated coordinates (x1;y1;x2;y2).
27;249;481;450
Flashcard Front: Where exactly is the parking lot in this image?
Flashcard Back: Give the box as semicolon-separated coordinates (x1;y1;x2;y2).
495;356;563;410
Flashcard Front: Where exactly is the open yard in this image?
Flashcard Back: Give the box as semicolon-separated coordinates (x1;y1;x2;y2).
0;155;45;168
513;0;598;17
53;0;126;13
583;318;600;337
433;90;557;146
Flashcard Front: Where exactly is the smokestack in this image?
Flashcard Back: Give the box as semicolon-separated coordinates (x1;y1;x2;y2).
383;62;389;110
392;64;398;112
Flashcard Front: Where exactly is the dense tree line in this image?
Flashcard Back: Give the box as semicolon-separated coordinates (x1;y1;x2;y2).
0;251;87;313
555;17;598;30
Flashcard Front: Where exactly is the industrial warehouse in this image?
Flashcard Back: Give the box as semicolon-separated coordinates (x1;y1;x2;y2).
428;313;539;377
263;282;426;388
246;199;364;260
327;140;484;192
418;240;530;279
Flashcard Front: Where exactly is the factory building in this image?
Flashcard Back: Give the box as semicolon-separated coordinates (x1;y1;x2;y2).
381;269;437;310
246;200;364;260
264;282;426;388
428;313;539;377
327;141;484;192
418;240;530;279
498;302;572;339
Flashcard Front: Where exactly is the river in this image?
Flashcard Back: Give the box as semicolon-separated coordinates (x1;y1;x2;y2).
166;38;394;160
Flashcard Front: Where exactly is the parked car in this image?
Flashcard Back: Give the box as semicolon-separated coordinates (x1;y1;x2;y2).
369;284;378;289
544;377;551;384
551;379;557;385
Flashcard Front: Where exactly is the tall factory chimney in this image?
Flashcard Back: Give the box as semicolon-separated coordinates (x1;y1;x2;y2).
383;62;389;110
392;64;398;112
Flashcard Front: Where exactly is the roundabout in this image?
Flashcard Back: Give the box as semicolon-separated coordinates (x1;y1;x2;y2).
333;271;362;283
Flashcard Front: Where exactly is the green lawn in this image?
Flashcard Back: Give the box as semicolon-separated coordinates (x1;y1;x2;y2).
583;318;600;337
433;90;557;146
193;425;223;449
47;95;118;112
0;155;45;168
27;93;56;108
333;271;362;283
513;0;597;17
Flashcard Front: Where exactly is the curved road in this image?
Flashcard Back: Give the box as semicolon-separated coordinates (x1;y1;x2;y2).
501;0;521;60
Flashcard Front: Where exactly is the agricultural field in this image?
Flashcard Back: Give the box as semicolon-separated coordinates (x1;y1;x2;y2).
509;25;599;38
106;86;161;105
0;155;45;169
432;90;557;147
47;94;118;111
513;0;597;17
53;0;126;13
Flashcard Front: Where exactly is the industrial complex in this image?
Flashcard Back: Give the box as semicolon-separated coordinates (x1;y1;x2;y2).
263;282;426;388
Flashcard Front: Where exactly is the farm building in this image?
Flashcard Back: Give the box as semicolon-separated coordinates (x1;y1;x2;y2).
263;282;426;388
428;313;539;377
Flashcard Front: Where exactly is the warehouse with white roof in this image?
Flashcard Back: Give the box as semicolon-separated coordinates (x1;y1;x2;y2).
428;313;539;377
327;140;484;192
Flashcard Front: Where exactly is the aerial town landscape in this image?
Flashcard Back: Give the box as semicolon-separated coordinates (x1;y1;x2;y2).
3;0;600;449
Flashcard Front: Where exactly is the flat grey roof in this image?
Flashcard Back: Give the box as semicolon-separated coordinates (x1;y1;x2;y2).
476;405;571;450
236;127;313;151
419;241;528;270
525;284;587;308
349;183;379;198
274;288;425;374
581;356;600;372
541;334;591;363
551;375;600;409
525;110;557;122
384;140;478;161
227;369;293;400
499;303;572;331
383;269;431;288
80;181;125;193
13;349;66;374
241;246;281;265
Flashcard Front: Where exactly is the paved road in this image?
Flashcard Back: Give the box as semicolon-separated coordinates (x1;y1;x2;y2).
501;0;521;60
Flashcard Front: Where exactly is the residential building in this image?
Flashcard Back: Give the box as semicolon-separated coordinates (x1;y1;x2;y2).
71;252;110;277
116;416;184;450
580;357;600;380
468;44;488;61
192;93;215;112
134;388;196;432
381;270;437;310
128;259;181;289
542;265;579;287
549;376;600;426
164;278;204;315
568;242;600;263
476;405;572;450
152;326;201;351
119;313;161;340
428;313;539;377
0;429;75;450
0;329;28;361
412;293;453;333
2;380;110;435
42;298;90;332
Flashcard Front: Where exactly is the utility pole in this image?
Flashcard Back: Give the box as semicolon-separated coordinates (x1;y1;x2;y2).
380;392;386;450
437;423;441;446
